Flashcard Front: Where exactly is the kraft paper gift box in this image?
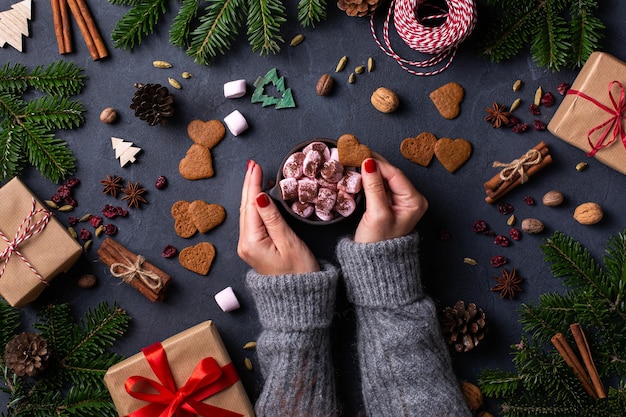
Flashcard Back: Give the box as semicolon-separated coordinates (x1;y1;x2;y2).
548;51;626;174
0;177;82;307
104;320;255;417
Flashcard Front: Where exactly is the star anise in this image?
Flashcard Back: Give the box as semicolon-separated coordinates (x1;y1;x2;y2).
491;268;523;299
100;174;123;197
120;181;147;208
484;102;511;128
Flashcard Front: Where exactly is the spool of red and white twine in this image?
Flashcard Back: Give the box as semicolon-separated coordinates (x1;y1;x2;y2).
370;0;477;76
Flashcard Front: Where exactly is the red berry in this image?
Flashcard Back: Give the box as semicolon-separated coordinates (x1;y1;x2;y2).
541;92;555;107
67;216;79;226
524;196;535;205
529;104;540;115
497;202;514;215
533;120;546;131
494;235;510;247
557;82;570;95
472;220;488;233
64;177;80;188
490;255;507;268
155;176;168;189
79;228;91;240
512;123;528;133
103;224;118;235
162;245;178;258
509;228;521;241
89;215;103;228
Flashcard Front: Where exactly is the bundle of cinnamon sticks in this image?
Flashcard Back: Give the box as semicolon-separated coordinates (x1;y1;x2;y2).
551;324;606;400
51;0;107;60
484;141;552;204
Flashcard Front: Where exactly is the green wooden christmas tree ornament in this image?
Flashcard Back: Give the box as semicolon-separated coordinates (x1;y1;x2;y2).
251;68;296;109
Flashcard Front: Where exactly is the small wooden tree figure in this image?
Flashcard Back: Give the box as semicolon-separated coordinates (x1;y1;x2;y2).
0;0;32;52
111;137;141;167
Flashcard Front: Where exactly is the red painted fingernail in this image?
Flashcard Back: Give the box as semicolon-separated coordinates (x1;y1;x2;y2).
364;158;377;173
246;160;253;171
256;193;270;208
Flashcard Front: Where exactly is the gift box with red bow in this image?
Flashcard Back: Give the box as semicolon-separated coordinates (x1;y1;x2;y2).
104;320;255;417
548;51;626;174
0;177;82;307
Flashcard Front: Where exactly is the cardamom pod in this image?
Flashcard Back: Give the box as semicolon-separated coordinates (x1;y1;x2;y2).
182;71;193;79
512;79;522;92
152;60;172;69
95;225;104;237
355;65;365;74
58;204;74;212
348;73;356;84
576;162;588;172
244;357;253;371
463;257;478;266
335;56;348;72
367;57;374;72
507;215;516;226
168;77;182;90
534;86;543;106
78;213;93;222
83;239;93;252
243;341;257;350
67;227;77;239
44;200;58;209
290;34;304;46
510;98;521;112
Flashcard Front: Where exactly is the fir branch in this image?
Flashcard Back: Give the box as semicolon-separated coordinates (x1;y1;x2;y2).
0;301;19;354
23;96;85;131
247;0;287;55
111;0;168;50
0;63;28;95
297;0;327;27
169;0;199;47
569;0;605;67
187;0;246;65
530;3;570;70
26;62;86;97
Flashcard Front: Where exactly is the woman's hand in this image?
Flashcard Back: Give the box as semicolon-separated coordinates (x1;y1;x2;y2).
238;160;319;275
354;156;428;244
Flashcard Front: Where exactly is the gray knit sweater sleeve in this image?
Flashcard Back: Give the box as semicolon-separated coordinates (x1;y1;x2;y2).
245;262;339;417
336;233;471;417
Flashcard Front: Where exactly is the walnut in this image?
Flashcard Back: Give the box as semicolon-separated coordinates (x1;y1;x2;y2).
573;202;603;225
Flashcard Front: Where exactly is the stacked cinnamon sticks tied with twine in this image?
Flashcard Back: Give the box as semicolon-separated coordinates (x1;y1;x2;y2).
51;0;108;60
551;324;606;400
484;141;552;204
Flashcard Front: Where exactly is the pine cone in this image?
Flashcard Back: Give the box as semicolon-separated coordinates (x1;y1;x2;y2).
441;301;488;353
130;83;175;126
337;0;384;17
4;332;51;377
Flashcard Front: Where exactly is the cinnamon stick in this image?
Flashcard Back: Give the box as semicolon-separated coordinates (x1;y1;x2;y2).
51;0;72;54
66;0;108;60
551;333;598;399
97;238;171;302
60;0;72;53
570;323;606;399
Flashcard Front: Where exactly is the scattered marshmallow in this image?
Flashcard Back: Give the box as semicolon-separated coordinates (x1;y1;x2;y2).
214;287;240;312
224;79;247;98
224;110;248;136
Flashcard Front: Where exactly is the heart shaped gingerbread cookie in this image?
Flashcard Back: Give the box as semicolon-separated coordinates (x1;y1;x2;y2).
179;144;214;180
338;134;372;167
400;132;437;167
429;82;464;120
189;200;226;233
434;137;472;173
171;200;197;238
179;242;216;275
187;119;226;149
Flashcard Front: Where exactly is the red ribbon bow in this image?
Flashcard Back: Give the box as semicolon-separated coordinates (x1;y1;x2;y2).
124;342;243;417
567;80;626;157
0;198;51;284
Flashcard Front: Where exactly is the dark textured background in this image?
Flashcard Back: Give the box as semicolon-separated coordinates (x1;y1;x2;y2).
2;0;625;415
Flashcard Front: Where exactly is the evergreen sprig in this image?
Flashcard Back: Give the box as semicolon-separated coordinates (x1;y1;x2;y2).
478;0;605;70
0;61;85;183
479;230;626;416
112;0;328;65
0;301;130;417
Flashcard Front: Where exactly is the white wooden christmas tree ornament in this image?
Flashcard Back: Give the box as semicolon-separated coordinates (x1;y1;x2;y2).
111;137;142;167
0;0;32;52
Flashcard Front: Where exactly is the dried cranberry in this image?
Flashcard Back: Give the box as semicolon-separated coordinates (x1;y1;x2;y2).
67;216;79;226
56;185;71;199
512;123;528;133
472;220;488;233
507;116;521;127
533;120;547;131
51;193;64;204
484;230;496;237
497;202;514;215
490;255;507;268
64;197;78;207
103;224;118;235
541;92;555;107
557;82;570;95
64;177;80;188
89;215;103;228
117;206;129;217
509;228;521;241
102;204;118;219
79;228;91;240
162;245;178;258
523;196;535;205
440;229;451;241
494;235;510;247
155;175;168;190
528;104;540;115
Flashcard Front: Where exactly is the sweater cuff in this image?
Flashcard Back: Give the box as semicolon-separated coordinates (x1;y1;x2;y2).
246;262;338;332
336;233;423;308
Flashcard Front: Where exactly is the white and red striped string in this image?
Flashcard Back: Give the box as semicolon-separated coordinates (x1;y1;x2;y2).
370;0;477;76
0;198;52;285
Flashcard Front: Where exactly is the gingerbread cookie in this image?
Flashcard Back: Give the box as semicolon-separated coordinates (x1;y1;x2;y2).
434;137;472;173
429;82;464;120
337;134;372;167
179;144;214;180
189;200;226;233
179;242;216;275
400;132;437;167
187;119;226;149
171;200;197;238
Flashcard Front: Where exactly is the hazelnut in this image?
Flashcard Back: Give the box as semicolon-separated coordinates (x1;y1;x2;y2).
370;87;399;113
459;381;483;411
77;274;97;289
521;218;545;234
573;202;603;225
542;190;564;207
315;74;334;96
100;107;118;124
